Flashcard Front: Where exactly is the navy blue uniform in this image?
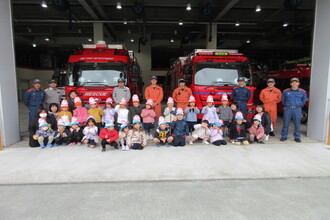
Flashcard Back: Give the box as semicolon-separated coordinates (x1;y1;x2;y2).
232;86;251;116
281;88;307;139
170;119;189;146
24;88;46;123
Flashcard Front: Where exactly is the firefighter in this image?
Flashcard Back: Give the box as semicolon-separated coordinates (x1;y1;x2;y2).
24;79;46;125
113;78;131;105
232;77;251;117
144;76;164;120
44;79;62;109
172;79;192;110
280;78;307;143
259;78;282;136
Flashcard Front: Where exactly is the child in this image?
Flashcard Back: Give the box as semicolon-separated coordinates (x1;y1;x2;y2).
218;94;233;136
164;97;176;123
87;97;104;132
229;112;251;145
201;95;219;124
189;120;211;145
54;119;69;146
153;116;173;147
82;117;99;148
58;100;72;127
254;104;272;139
127;115;147;150
141;99;156;140
102;97;116;126
119;121;130;151
184;95;200;134
230;102;239;124
68;117;83;146
249;114;266;144
128;94;143;123
48;103;59;119
210;119;227;146
115;98;129;130
99;121;119;152
34;118;54;148
73;97;88;127
170;108;189;147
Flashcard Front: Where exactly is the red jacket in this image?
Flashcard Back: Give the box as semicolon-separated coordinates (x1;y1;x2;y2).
99;128;119;143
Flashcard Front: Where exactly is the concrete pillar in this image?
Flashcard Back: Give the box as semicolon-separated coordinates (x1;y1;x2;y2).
206;23;217;49
93;23;104;42
0;0;20;146
307;0;330;142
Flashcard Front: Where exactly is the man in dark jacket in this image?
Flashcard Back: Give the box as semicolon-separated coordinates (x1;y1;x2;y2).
232;77;251;117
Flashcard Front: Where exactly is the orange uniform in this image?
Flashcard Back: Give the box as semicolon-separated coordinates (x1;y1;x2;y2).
144;84;164;119
259;87;282;128
172;86;192;110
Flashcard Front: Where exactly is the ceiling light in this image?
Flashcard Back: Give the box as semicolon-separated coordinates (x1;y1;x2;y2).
179;21;183;25
246;39;251;43
41;1;47;8
174;30;177;35
256;5;261;12
170;38;174;43
32;43;37;47
116;2;122;9
283;22;289;27
186;3;192;11
88;38;92;42
123;20;127;25
45;37;50;41
131;38;135;42
128;29;131;34
235;22;240;27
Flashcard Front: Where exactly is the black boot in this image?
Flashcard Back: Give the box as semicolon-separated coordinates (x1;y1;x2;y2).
102;147;106;152
269;132;275;136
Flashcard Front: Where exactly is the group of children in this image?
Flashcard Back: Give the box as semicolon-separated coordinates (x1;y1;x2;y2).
34;93;270;150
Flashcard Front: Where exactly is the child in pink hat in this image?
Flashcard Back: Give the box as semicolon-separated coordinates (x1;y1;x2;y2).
73;97;88;127
218;93;233;137
229;111;251;145
141;99;156;140
249;114;266;144
184;95;200;135
58;100;73;127
201;95;219;124
102;97;116;125
170;108;189;147
128;94;143;123
164;97;176;123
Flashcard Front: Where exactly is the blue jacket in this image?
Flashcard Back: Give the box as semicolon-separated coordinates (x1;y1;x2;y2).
282;88;307;108
24;88;46;107
232;86;251;102
170;119;189;137
184;107;200;122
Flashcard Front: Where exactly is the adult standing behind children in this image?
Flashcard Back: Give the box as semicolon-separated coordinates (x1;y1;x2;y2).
280;78;307;143
67;90;85;113
24;79;46;125
44;79;62;110
232;77;251;117
144;76;164;120
172;79;192;110
259;78;282;134
113;78;131;105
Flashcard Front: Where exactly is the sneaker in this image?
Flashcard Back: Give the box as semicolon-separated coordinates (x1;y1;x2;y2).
165;143;170;147
63;143;68;146
202;140;210;145
125;145;130;151
53;144;59;147
242;140;249;145
68;143;75;146
47;144;53;147
149;134;153;140
102;147;106;152
280;138;287;142
122;145;125;151
40;144;46;149
234;142;240;145
294;138;301;143
76;142;81;146
156;143;160;147
189;140;193;145
269;132;275;136
258;141;265;144
265;135;269;141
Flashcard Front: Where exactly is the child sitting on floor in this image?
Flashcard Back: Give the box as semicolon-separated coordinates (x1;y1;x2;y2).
127;115;147;150
119;121;130;151
170;108;189;147
34;118;54;148
153;116;173;147
188;119;211;145
54;119;69;146
229;112;251;145
249;114;266;144
82;117;99;148
68;117;83;146
210;119;227;146
99;121;119;152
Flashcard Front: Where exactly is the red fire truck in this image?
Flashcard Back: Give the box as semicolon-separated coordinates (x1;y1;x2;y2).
267;57;311;123
165;49;256;119
53;41;143;105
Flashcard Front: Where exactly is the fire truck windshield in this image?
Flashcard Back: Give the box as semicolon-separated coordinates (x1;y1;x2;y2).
194;62;251;86
68;62;126;87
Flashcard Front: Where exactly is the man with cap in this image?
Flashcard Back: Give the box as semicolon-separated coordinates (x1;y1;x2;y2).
144;76;164;121
113;78;131;105
259;78;282;136
280;78;307;143
172;79;192;110
232;77;251;117
44;79;62;109
24;79;46;125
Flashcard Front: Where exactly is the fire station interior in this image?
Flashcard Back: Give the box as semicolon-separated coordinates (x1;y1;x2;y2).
2;0;330;147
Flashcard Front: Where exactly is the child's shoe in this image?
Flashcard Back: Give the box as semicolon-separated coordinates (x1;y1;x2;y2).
189;140;193;145
125;145;130;151
77;142;82;146
234;142;241;145
156;143;160;147
265;135;269;141
202;140;210;145
121;145;125;151
258;140;265;144
53;143;59;147
102;147;106;152
165;143;170;147
242;140;249;145
47;143;53;147
68;142;75;146
40;144;46;149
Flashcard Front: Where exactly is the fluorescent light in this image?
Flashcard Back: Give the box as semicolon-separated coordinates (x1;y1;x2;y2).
116;2;122;9
170;38;174;43
123;20;127;24
256;5;261;12
130;38;134;42
45;37;50;41
88;38;92;42
32;43;37;47
283;22;289;27
235;22;240;27
41;1;47;8
186;3;192;11
246;40;251;43
179;21;183;25
174;30;177;35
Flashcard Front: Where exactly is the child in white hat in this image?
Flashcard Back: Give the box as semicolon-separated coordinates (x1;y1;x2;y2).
115;98;129;130
68;117;83;146
34;118;54;148
119;121;130;151
229;112;251;145
153;116;173;147
201;95;219;124
127;115;147;150
141;99;157;140
249;114;266;144
99;121;119;152
54;119;69;146
164;97;176;123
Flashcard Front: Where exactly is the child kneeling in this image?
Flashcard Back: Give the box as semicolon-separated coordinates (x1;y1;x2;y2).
249;114;266;144
99;121;119;152
229;112;251;145
127;115;147;150
210;119;227;146
189;120;211;145
153;116;173;147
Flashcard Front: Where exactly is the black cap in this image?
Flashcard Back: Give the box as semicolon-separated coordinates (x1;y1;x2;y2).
118;78;125;82
267;78;275;83
48;79;57;84
237;77;245;82
179;79;186;83
290;77;300;82
32;79;41;84
150;76;158;80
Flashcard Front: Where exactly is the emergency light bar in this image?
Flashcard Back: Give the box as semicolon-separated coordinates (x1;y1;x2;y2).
193;49;242;57
82;41;124;50
194;49;238;54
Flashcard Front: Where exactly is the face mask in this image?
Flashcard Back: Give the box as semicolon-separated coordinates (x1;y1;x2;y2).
40;113;47;118
42;126;48;131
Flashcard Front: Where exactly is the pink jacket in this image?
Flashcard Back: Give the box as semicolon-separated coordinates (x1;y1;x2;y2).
73;107;89;126
140;108;156;123
249;125;265;140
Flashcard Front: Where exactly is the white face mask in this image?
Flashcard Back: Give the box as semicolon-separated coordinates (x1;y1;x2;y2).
39;113;47;118
42;126;48;131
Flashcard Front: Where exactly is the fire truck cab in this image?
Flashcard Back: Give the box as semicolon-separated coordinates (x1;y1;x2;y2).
165;49;256;119
53;41;142;106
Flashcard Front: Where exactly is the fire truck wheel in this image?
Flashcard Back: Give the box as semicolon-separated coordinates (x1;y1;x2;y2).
301;107;308;124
